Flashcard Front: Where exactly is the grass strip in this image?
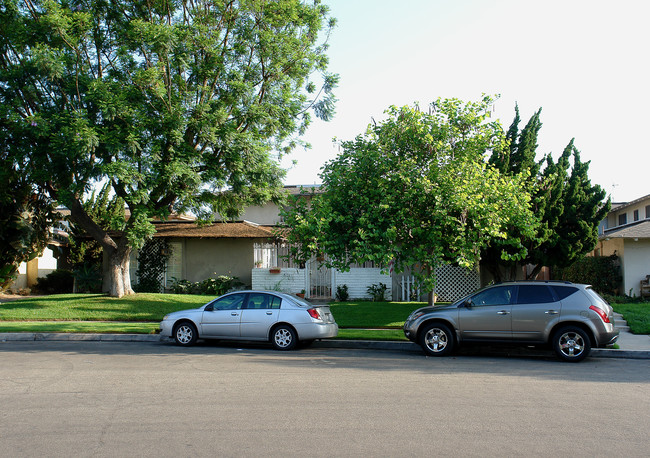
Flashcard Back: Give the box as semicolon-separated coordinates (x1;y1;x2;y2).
612;303;650;334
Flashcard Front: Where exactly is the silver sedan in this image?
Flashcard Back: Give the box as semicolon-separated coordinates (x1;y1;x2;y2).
160;290;338;350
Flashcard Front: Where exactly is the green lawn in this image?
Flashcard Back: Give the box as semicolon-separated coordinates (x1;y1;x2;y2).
2;294;647;339
611;303;650;334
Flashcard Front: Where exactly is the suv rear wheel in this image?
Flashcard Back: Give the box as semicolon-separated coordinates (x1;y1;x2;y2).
419;323;455;357
552;326;591;362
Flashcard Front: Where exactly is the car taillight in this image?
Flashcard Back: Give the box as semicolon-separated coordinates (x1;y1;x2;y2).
307;308;321;320
589;305;610;323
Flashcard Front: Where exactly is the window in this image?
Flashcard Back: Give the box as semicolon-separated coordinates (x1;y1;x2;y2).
245;293;282;309
646;205;650;219
516;285;555;304
212;294;245;310
634;209;639;221
471;286;515;306
550;285;578;300
618;213;627;225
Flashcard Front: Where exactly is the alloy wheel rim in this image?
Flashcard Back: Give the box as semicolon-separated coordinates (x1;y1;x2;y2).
559;332;584;357
425;329;448;352
177;326;192;344
275;329;292;347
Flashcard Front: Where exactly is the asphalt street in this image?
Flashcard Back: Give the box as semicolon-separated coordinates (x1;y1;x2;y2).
1;340;648;457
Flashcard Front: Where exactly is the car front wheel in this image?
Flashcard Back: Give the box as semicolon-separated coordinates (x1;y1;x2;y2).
271;325;297;351
552;326;591;362
174;322;198;346
419;323;455;357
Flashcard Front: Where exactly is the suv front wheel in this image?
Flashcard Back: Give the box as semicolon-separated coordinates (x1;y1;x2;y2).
419;323;455;357
552;326;591;362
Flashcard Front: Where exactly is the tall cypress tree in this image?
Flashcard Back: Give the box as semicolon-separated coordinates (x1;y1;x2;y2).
483;107;610;280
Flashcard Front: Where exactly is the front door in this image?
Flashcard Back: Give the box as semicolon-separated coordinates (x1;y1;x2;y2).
200;293;247;337
458;285;515;340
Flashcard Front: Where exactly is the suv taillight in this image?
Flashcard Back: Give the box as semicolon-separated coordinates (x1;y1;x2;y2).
307;308;321;320
589;305;610;323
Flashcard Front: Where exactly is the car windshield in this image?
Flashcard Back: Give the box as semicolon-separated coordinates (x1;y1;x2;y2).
585;287;609;306
291;296;314;307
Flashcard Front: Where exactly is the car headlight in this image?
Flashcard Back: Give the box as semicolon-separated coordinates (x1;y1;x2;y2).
162;315;169;321
408;311;425;321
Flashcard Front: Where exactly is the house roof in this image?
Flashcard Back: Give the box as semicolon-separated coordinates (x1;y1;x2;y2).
152;221;276;239
602;220;650;239
609;194;650;212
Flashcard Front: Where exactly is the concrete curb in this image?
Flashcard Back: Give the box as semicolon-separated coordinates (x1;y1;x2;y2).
1;332;649;359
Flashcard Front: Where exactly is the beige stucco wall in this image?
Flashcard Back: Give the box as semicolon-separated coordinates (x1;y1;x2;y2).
183;238;264;287
238;203;283;225
622;239;650;297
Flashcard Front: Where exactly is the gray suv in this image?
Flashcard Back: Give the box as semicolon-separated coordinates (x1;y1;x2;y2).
403;281;619;362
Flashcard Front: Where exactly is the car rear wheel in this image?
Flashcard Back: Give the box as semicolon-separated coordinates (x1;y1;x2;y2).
174;322;198;346
552;326;591;362
419;323;454;357
271;325;297;351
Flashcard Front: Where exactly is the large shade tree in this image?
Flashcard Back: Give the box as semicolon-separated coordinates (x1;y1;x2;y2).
282;97;539;305
0;0;337;296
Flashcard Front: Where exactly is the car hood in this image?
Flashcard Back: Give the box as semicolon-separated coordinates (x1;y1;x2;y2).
165;307;205;318
414;303;459;315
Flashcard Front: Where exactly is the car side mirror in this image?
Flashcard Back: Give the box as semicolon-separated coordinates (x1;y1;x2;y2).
204;304;213;312
463;299;473;308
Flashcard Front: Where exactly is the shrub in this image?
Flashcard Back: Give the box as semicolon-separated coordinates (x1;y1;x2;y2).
367;282;388;302
169;275;243;295
73;263;102;293
336;284;349;301
555;255;621;295
35;269;74;294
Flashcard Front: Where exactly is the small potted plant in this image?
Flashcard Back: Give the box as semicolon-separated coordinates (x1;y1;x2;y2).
269;267;281;274
296;289;305;298
254;261;263;268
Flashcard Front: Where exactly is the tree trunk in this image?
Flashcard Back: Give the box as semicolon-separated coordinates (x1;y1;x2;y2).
68;197;135;298
106;239;134;298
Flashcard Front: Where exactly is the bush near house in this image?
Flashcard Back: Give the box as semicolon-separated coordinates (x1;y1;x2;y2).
555;255;621;295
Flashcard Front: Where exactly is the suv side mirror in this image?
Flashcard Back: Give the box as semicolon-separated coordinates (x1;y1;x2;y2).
463;299;473;308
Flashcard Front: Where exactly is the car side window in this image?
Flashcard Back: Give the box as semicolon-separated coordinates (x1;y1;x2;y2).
246;293;271;310
269;295;282;309
212;294;245;311
551;285;578;300
471;286;514;306
516;285;555;304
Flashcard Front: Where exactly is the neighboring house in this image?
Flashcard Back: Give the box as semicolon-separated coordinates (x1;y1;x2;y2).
590;194;650;296
130;219;277;291
8;209;69;293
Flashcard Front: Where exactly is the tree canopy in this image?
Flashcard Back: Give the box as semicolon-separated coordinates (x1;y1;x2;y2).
0;0;337;296
484;105;610;281
282;97;538;304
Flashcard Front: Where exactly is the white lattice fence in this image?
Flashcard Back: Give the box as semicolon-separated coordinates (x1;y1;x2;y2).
434;265;480;301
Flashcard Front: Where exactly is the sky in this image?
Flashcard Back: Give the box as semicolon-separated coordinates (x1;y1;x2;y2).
281;0;649;203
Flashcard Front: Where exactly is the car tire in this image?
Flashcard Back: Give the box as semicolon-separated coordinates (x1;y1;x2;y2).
271;325;297;351
419;323;455;357
174;321;198;346
552;326;591;362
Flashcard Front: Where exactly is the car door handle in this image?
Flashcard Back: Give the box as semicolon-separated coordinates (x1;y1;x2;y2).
266;311;273;315
231;312;239;316
497;310;510;315
545;310;559;315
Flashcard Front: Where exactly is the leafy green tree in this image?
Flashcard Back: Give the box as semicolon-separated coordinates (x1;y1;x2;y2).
484;106;609;280
0;0;337;297
0;153;55;291
282;97;538;305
